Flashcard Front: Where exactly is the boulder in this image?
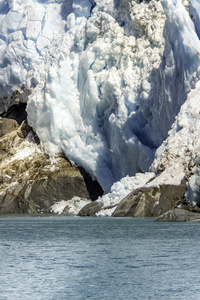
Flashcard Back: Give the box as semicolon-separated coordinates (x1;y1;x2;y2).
0;118;18;137
155;208;200;222
78;201;103;216
112;182;186;217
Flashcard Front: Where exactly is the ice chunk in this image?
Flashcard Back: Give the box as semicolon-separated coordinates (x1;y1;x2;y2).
50;197;90;215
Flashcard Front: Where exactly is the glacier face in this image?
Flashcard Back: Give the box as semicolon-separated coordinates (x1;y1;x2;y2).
27;0;165;191
0;0;200;194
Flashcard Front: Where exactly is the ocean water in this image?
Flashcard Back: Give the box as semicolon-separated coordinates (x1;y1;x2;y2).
0;216;200;300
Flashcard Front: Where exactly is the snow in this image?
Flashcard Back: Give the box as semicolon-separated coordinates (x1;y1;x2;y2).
50;197;90;215
1;0;200;210
7;140;41;163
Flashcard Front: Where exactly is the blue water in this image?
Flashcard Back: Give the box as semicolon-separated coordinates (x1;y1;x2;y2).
0;216;200;300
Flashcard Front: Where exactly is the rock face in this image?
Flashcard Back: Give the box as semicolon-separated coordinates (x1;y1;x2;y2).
155;208;200;222
0;172;101;214
112;182;186;217
0;115;103;214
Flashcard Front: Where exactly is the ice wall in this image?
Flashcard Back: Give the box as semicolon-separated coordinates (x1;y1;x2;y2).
139;0;200;147
27;0;166;191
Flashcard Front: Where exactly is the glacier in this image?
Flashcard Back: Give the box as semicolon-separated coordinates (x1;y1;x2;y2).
1;0;200;210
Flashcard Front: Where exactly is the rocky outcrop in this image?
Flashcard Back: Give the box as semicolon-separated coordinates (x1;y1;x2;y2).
112;182;186;217
155;208;200;222
0;115;103;214
0;147;103;214
0;171;101;214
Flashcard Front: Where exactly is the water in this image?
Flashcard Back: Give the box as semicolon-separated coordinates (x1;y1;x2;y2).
0;216;200;300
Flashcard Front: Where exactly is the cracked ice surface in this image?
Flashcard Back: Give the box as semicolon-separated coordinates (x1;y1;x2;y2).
0;0;69;110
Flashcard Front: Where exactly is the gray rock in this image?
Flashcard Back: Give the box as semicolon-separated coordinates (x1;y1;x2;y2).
112;183;186;217
0;173;103;215
78;201;103;216
0;181;32;214
155;208;200;222
0;174;101;214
